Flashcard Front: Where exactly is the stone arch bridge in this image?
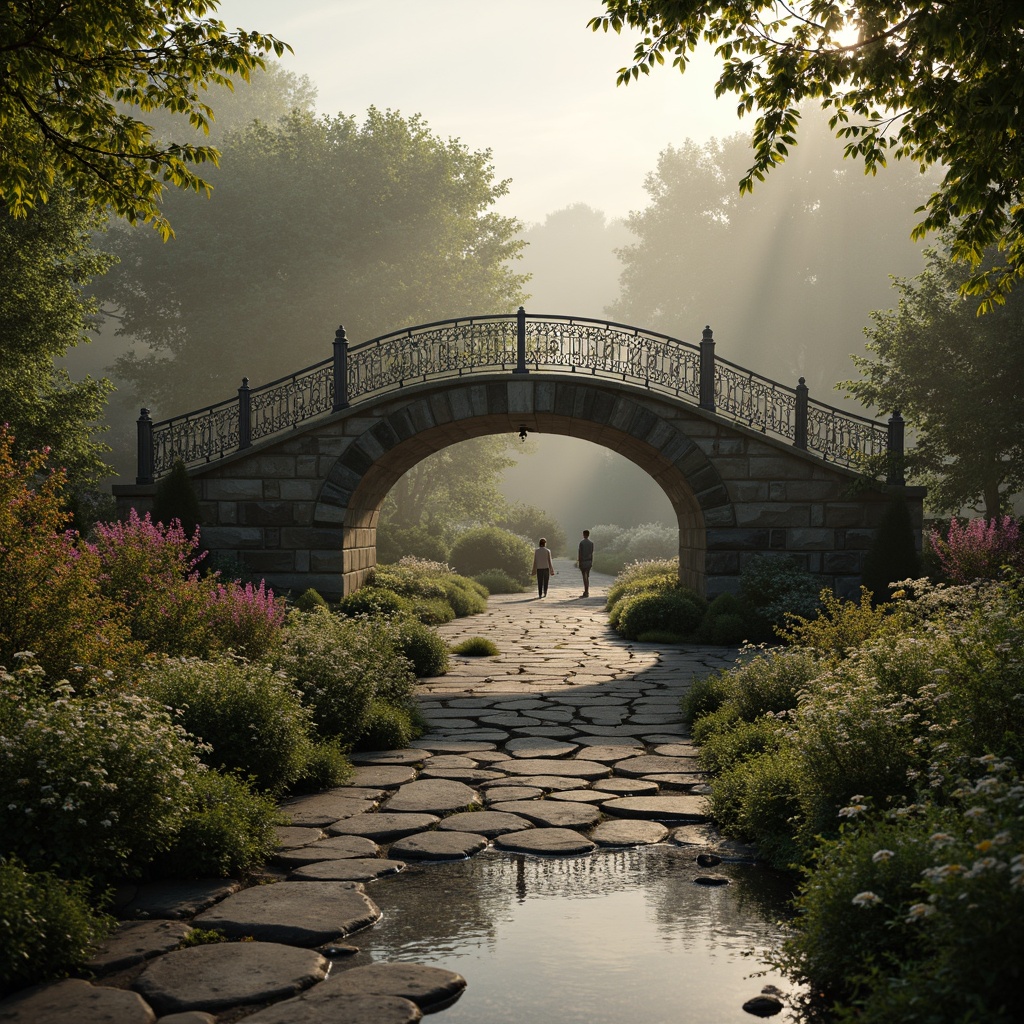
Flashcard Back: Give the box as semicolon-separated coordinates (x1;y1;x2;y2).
114;310;923;599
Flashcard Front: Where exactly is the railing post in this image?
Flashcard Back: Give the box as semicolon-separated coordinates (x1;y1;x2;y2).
887;409;906;485
333;325;349;410
136;408;154;485
699;325;715;410
513;306;529;374
238;378;251;450
794;376;808;449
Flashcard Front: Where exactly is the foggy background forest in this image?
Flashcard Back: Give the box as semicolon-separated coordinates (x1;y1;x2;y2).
59;60;938;544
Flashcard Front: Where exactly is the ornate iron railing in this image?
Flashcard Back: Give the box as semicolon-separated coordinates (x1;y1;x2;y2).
136;309;901;483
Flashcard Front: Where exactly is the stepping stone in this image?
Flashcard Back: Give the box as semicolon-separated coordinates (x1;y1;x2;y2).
112;879;240;920
645;773;703;789
493;699;549;710
694;874;731;886
501;758;611;780
436;730;510;742
0;979;154;1023
418;768;506;784
437;810;535;837
245;992;421;1024
86;919;192;973
593;778;660;796
328;813;440;842
485;774;590;791
480;713;541;727
574;725;652;737
193;882;380;945
384;779;478;815
414;739;497;753
466;750;512;763
653;743;699;758
132;942;328;1014
275;826;327;850
504;737;577;758
389;831;489;860
670;824;759;860
488;800;601;829
613;755;702;778
601;796;710;823
630;713;684;724
544;790;613;804
280;791;381;828
483;786;543;804
446;698;501;708
512;726;578;738
350;766;418;789
274;834;380;867
591;820;669;847
573;745;642;762
288;858;405;882
348;749;431;765
423;754;478;769
327;963;468;1012
494;827;597;856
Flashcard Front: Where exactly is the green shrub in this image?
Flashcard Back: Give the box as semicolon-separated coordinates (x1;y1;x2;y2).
409;596;456;624
356;700;417;751
0;859;115;997
681;667;737;728
151;769;281;878
727;647;820;723
276;609;415;747
697;592;752;645
777;588;901;663
449;526;533;583
291;740;353;793
0;666;202;880
605;558;679;609
452;636;500;657
636;629;687;642
443;577;487;617
698;716;786;775
616;589;706;640
369;558;451;599
294;588;328;612
390;617;450;677
375;524;451;566
139;658;316;796
739;555;821;637
496;503;567;556
336;586;411;618
472;568;527;594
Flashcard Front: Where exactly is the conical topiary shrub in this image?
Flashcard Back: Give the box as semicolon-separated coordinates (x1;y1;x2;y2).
152;459;202;540
861;494;921;603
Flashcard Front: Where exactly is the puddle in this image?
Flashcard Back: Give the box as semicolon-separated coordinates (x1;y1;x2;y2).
344;844;798;1023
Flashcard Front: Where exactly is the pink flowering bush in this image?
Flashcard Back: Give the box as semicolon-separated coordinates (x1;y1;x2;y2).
928;515;1023;583
90;509;285;659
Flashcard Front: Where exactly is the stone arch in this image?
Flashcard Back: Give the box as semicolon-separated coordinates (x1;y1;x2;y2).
312;377;733;596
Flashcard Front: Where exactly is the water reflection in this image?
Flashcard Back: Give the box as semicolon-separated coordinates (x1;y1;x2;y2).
345;846;797;1024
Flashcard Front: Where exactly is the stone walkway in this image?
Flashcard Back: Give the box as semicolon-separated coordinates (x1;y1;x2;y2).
0;561;748;1024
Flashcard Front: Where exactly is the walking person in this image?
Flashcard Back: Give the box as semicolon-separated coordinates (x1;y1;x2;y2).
532;538;555;598
577;529;594;598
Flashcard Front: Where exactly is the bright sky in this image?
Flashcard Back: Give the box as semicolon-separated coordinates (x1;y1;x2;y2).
214;0;737;225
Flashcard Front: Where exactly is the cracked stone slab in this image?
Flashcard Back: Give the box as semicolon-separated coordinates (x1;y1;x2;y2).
488;799;602;830
112;879;240;920
86;918;193;973
328;813;440;842
192;882;380;945
601;795;710;822
613;755;702;778
325;963;467;1012
417;767;506;785
279;791;381;828
288;858;405;882
436;810;536;837
0;979;155;1024
494;827;597;856
132;942;328;1015
482;785;544;804
244;992;422;1024
591;820;670;846
384;779;478;815
500;758;611;780
388;830;489;860
350;766;419;789
273;834;381;868
504;737;578;758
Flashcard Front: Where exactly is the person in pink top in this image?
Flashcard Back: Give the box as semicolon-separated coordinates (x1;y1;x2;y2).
531;538;555;598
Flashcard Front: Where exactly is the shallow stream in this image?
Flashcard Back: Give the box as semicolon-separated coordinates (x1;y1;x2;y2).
346;844;797;1024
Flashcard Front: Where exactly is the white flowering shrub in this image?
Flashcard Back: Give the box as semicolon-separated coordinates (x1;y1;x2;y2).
0;662;202;880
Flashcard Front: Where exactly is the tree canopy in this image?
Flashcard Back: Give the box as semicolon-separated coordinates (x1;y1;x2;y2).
0;1;287;236
590;0;1024;308
844;244;1024;519
0;190;116;492
101;108;529;415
